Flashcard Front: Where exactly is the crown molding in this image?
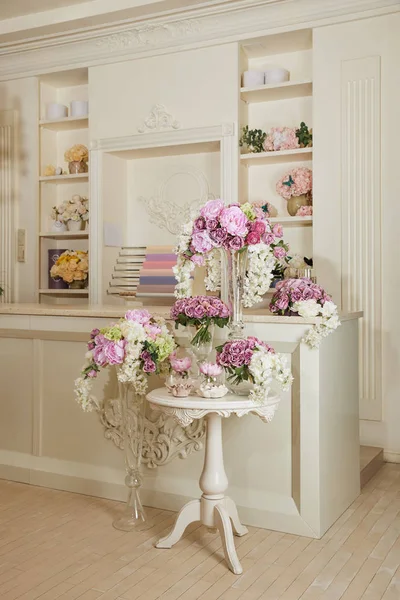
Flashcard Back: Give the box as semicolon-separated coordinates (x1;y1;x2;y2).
0;0;398;80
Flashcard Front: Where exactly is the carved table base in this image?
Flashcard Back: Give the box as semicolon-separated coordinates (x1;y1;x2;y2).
147;388;280;575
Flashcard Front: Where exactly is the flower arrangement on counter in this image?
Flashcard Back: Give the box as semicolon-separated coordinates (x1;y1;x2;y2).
170;295;230;346
240;122;312;154
75;309;176;411
64;144;89;174
50;250;88;287
216;337;293;403
276;167;313;217
269;278;340;348
174;199;287;307
51;195;89;224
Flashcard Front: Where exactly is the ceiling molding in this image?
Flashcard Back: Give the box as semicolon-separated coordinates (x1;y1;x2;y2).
0;0;398;80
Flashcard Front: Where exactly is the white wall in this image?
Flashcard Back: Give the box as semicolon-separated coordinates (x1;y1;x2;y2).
313;13;400;458
0;78;38;303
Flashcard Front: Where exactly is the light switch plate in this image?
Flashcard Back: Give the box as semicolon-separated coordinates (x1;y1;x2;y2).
17;229;26;262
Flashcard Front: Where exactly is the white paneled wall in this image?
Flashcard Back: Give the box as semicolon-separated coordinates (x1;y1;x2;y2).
0;110;15;303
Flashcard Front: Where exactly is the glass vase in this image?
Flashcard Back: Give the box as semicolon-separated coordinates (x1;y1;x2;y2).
166;372;194;398
226;378;254;397
112;382;146;532
222;248;248;340
197;372;228;398
68;160;88;174
189;322;214;374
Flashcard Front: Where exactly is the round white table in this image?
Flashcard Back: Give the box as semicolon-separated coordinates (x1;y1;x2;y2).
147;387;280;575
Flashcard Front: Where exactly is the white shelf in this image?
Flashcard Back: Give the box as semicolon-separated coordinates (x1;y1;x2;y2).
39;116;88;131
39;232;89;239
269;216;313;226
240;147;312;165
39;173;89;184
39;289;89;295
240;80;312;103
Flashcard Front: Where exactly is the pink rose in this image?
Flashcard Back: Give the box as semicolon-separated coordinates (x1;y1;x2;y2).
193;305;206;319
206;218;219;231
275;294;289;311
191;254;205;267
191;231;214;254
194;216;206;231
201;199;224;220
290;288;303;302
220;206;248;237
209;228;228;246
272;224;283;238
87;369;97;378
143;360;156;373
229;236;244;251
90;328;100;339
302;288;315;301
273;246;287;259
262;232;275;245
251;220;266;236
87;341;95;350
246;231;261;245
125;309;151;324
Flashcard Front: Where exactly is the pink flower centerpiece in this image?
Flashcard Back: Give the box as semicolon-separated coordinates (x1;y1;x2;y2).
216;337;292;401
198;362;228;399
264;127;299;152
74;309;176;411
276;167;313;217
171;295;230;347
167;352;194;398
269;278;340;348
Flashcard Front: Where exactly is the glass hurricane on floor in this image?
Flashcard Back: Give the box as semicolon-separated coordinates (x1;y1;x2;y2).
113;382;147;532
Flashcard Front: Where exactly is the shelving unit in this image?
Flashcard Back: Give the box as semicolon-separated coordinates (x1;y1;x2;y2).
38;68;89;305
240;148;313;165
239;29;314;262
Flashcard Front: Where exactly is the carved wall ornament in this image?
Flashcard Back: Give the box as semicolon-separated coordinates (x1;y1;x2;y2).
137;104;180;133
138;166;216;235
98;397;206;468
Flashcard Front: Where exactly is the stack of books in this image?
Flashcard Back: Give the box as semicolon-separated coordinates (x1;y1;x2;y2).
136;246;177;298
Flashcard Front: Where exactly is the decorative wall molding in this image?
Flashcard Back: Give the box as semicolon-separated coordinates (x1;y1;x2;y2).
0;0;398;80
341;56;382;421
0;110;16;303
137;104;180;134
98;397;206;468
139;166;215;235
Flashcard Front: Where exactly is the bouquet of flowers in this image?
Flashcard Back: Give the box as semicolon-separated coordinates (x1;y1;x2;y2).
216;336;292;403
174;199;287;306
64;144;88;164
264;127;299;152
170;295;230;346
50;250;88;284
276;167;312;200
51;195;89;223
269;278;340;348
169;352;192;378
167;352;193;397
75;309;176;411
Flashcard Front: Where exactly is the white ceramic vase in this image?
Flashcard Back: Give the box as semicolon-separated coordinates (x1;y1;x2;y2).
67;220;83;232
50;220;67;233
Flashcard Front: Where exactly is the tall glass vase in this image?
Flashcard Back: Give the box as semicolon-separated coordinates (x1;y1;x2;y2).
222;248;248;340
112;382;147;531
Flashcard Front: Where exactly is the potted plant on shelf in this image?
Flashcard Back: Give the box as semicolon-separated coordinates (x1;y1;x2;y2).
50;250;88;289
64;144;88;174
51;195;89;232
276;167;312;216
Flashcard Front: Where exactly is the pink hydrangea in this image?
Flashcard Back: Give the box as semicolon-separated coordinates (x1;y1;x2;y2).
296;205;313;216
264;127;299;152
191;231;214;254
276;167;312;200
125;309;151;324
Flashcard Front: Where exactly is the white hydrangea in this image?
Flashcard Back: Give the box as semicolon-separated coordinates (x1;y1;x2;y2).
243;244;275;307
173;255;194;299
248;346;293;404
293;300;341;348
205;249;222;292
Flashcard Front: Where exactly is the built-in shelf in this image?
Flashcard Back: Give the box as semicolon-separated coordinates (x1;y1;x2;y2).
269;216;312;226
39;232;89;239
240;147;313;165
240;79;312;103
39;173;89;184
39;116;89;131
39;289;89;295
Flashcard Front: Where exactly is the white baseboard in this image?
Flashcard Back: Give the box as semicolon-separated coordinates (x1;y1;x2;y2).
0;449;317;538
384;451;400;463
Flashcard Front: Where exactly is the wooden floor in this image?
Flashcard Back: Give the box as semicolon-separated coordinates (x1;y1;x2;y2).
0;463;399;600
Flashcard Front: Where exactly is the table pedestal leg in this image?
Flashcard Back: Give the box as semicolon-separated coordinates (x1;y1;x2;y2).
155;413;248;574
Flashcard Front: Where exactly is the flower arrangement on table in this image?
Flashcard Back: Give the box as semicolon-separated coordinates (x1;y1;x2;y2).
170;295;230;346
174;199;287;307
198;362;228;398
75;309;176;411
216;337;293;403
51;195;89;231
64;144;89;174
276;167;312;217
269;278;340;348
167;352;193;397
50;250;88;288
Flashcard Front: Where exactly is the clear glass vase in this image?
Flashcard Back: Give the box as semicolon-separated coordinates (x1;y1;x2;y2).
189;322;214;374
166;372;194;397
226;378;254;397
222;249;248;340
112;382;146;532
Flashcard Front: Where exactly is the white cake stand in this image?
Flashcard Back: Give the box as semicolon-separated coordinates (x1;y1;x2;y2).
147;387;280;575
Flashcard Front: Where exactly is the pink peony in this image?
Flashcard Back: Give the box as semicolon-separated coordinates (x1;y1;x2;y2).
219;206;248;237
191;231;214;254
125;309;151;324
273;246;287;259
262;232;275;245
209;227;228;246
206;218;219;231
104;339;126;365
200;199;224;220
272;223;283;238
199;362;222;378
229;235;245;250
251;220;266;236
170;354;192;373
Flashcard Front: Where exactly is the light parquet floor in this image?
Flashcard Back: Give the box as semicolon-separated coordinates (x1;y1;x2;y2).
0;464;399;600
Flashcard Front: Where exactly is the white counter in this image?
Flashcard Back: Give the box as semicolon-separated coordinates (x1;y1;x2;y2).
0;304;361;538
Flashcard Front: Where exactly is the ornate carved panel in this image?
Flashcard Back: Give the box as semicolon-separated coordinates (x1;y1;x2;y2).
137;105;180;134
341;56;381;420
